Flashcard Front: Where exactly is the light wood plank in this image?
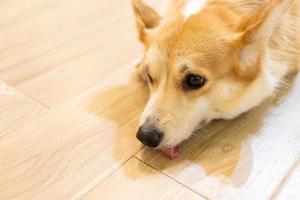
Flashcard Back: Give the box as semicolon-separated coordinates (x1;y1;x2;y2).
16;30;141;107
275;161;300;200
0;65;148;200
0;1;298;199
0;18;133;86
0;0;161;107
0;0;141;86
136;74;300;200
82;157;203;200
0;0;129;71
0;81;46;137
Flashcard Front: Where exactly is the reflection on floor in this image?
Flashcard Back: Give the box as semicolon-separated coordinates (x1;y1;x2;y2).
0;0;299;200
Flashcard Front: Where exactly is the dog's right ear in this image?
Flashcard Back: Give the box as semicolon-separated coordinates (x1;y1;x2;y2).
233;0;296;79
132;0;161;45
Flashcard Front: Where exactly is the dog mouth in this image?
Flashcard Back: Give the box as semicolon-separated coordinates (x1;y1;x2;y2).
161;120;208;159
163;145;180;159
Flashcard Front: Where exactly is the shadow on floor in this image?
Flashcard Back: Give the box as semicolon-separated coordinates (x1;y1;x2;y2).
87;68;297;187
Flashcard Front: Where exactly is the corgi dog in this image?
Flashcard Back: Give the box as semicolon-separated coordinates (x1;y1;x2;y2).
131;0;300;159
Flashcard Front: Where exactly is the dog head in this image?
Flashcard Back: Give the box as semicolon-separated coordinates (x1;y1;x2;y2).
132;0;293;149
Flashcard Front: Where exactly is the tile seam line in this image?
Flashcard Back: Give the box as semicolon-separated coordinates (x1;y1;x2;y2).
134;155;211;200
0;56;143;138
0;109;49;140
270;157;300;200
7;82;50;108
0;11;132;74
50;56;143;109
73;153;142;200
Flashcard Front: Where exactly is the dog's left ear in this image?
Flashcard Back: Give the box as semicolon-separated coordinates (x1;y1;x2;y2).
131;0;161;45
234;0;295;78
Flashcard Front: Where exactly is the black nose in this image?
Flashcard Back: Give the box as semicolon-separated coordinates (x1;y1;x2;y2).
136;126;163;148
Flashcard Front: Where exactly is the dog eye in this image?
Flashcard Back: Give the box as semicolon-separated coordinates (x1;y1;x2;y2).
184;74;206;90
147;73;154;84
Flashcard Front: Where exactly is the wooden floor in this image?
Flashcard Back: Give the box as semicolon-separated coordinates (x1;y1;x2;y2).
0;1;299;200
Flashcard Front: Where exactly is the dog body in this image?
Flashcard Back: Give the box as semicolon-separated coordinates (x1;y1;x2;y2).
132;0;300;152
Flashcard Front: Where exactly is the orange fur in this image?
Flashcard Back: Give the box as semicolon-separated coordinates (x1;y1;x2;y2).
132;0;299;149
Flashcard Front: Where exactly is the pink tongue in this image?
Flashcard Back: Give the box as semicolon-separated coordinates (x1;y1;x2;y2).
163;145;179;159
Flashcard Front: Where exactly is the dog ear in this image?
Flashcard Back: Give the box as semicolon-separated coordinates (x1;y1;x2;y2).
131;0;161;45
235;0;295;78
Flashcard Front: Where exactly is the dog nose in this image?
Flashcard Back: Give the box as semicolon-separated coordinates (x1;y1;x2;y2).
136;126;163;148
